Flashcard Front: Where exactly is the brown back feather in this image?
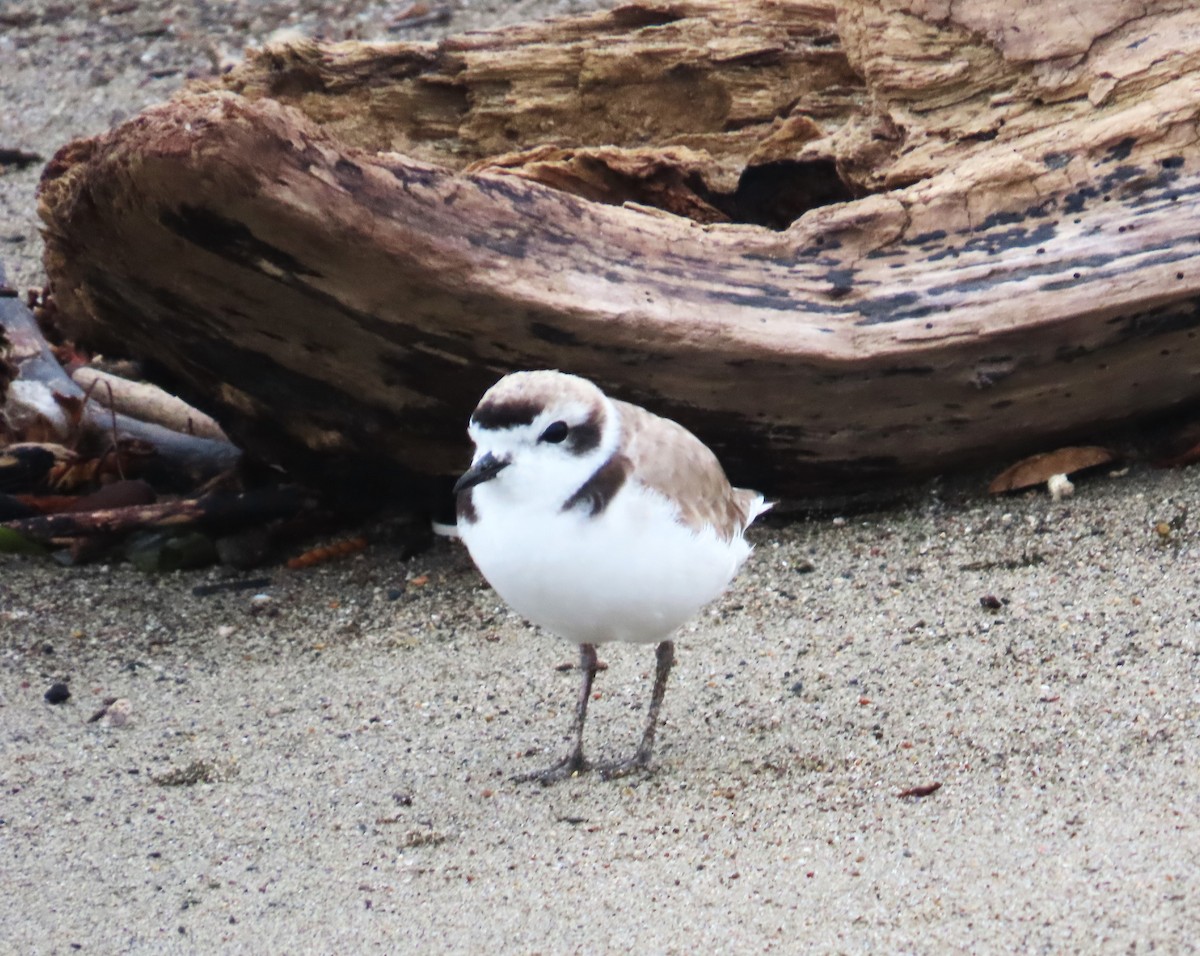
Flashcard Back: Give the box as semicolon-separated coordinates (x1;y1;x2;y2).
614;400;763;541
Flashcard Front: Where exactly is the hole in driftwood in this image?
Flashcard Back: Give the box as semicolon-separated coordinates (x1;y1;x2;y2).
608;6;686;29
712;159;855;230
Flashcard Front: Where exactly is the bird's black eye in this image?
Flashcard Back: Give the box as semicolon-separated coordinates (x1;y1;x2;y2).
539;420;570;444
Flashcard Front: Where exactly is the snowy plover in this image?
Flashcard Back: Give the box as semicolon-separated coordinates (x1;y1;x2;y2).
454;370;769;782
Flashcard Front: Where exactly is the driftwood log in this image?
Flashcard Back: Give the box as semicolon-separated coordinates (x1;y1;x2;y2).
0;266;241;484
35;0;1200;497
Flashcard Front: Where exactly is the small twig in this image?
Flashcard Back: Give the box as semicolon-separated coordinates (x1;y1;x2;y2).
0;147;42;169
2;487;310;542
897;782;942;799
386;3;452;31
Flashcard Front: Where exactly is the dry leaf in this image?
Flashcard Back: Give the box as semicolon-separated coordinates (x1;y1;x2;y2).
988;446;1115;494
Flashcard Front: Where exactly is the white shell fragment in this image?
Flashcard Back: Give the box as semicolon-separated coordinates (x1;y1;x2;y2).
1047;473;1075;501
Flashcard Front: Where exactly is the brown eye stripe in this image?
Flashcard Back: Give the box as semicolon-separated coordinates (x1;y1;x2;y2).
471;399;543;430
567;408;603;454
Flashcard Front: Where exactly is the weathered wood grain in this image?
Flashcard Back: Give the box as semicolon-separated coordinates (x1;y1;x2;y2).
35;0;1200;496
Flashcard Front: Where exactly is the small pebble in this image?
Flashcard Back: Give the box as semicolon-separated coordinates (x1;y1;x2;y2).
248;594;277;617
45;682;70;705
104;698;133;728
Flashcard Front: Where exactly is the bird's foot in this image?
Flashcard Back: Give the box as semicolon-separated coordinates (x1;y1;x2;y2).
511;750;590;785
595;752;654;781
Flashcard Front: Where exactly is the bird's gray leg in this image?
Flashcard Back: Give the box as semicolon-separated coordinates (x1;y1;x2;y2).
638;639;676;762
600;639;675;780
565;642;600;767
513;643;598;783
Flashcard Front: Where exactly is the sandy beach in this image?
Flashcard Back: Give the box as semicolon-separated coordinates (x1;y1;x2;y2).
3;2;1200;952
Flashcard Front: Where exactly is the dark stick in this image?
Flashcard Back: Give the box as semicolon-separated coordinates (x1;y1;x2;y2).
2;487;308;542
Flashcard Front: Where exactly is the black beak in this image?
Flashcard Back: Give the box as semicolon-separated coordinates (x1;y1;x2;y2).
453;451;510;494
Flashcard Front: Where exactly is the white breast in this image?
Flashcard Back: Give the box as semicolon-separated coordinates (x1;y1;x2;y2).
460;480;752;646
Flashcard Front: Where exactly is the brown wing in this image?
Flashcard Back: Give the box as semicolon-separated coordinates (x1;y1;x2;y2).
614;400;765;541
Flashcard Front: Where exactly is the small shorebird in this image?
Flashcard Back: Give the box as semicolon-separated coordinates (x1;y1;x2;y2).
455;370;769;782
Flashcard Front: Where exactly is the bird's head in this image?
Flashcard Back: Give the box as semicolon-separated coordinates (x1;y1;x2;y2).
455;370;618;507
